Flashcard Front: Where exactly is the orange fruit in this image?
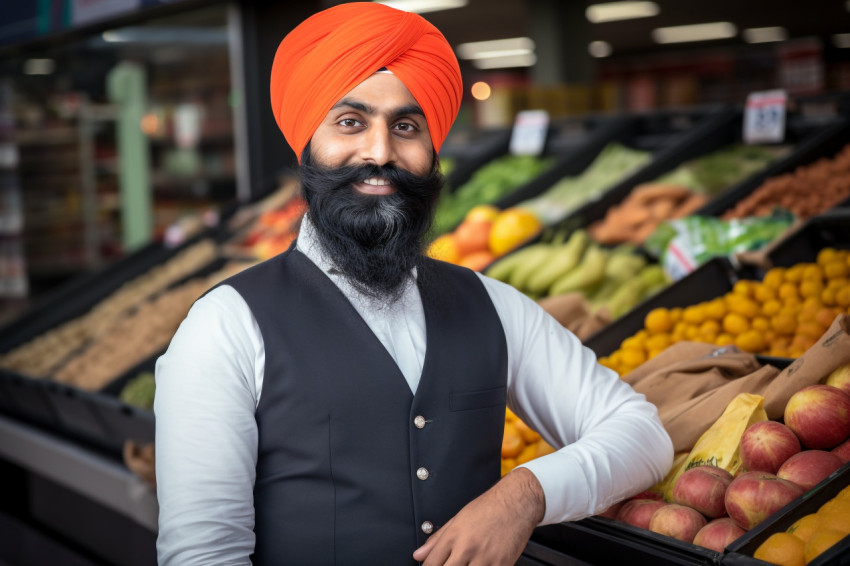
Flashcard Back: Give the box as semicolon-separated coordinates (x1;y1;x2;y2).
818;497;850;517
754;283;777;303
836;287;850;308
513;418;541;444
735;329;767;353
822;287;838;306
733;280;756;297
771;312;797;336
683;304;707;324
645;308;674;333
804;530;846;564
646;333;672;352
752;316;770;331
802;264;824;281
426;234;462;263
505;408;518;422
700;319;721;338
515;443;538;465
797;321;826;340
799;279;825;299
704;298;727;320
501;422;524;458
787;513;823;544
817;508;850;535
823;260;848;279
501;458;517;476
785;265;805;283
763;267;786;289
464;204;500;223
754;532;805;566
453;219;493;256
723;312;750;335
763;299;783;317
778;282;800;301
535;440;556;457
727;295;760;318
716;333;735;346
458;250;496;272
621;349;646;368
817;247;839;266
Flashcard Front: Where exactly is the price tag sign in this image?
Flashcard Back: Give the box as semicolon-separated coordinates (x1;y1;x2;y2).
743;89;787;144
509;110;549;156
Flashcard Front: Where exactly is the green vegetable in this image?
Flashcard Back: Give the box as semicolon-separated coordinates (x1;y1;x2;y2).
549;244;609;296
524;229;590;295
119;372;156;410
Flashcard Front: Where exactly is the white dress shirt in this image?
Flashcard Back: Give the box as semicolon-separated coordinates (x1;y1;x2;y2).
154;215;673;565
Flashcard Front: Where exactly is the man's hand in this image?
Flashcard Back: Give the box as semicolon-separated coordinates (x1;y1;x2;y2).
412;467;545;565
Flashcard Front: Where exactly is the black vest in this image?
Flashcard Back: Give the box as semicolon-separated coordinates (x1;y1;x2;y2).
221;246;508;565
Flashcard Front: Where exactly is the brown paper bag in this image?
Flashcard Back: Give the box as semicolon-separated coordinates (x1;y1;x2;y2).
623;342;780;452
762;314;850;418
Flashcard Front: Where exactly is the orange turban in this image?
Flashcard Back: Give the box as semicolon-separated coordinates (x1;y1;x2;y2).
270;2;462;162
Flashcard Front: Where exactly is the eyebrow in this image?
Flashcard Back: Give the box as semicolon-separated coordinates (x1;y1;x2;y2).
331;99;425;119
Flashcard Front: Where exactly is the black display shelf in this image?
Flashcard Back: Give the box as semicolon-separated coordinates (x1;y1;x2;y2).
766;209;850;268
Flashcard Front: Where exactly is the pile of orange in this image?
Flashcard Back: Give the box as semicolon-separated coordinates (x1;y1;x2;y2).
599;247;850;376
426;205;542;272
501;408;555;476
754;484;850;565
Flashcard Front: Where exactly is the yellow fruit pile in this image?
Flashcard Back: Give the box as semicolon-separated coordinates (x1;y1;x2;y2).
426;205;543;272
501;408;555;476
599;247;850;376
754;484;850;565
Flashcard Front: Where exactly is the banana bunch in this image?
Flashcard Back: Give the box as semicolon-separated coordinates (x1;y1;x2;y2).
486;229;670;320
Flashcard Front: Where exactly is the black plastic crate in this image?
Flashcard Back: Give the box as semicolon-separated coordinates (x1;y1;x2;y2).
724;462;850;566
0;371;58;430
765;209;850;268
89;393;155;451
530;518;721;566
41;381;109;444
583;256;741;358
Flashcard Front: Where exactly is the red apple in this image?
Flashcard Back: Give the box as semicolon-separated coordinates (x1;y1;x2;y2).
826;364;850;396
725;471;805;530
693;518;746;552
615;499;668;530
648;503;707;543
776;450;843;491
596;501;624;519
784;385;850;449
672;465;733;518
740;420;802;474
629;489;664;501
833;438;850;463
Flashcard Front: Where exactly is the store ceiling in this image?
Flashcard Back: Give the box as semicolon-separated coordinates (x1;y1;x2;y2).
419;0;850;61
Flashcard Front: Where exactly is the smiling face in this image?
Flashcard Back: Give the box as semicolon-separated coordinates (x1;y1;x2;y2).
308;72;435;194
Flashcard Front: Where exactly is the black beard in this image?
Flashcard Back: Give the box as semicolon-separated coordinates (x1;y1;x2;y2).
299;145;444;302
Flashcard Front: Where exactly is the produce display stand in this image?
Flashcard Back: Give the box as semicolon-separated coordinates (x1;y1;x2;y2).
438;125;512;190
764;209;850;267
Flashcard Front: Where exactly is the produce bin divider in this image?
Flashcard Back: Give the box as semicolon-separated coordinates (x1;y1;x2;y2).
583;256;741;357
694;117;850;218
724;462;850;564
765;209;850;268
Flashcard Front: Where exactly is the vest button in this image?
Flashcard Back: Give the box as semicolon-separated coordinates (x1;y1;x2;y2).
421;521;434;534
416;467;430;480
414;415;426;429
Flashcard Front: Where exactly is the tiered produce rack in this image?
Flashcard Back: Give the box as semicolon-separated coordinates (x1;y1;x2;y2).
2;103;850;565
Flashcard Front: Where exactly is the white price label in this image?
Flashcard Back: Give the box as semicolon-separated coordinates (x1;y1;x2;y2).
743;90;787;144
509;110;549;156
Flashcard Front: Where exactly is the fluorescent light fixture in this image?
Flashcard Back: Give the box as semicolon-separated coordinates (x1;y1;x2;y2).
23;58;55;75
586;2;659;23
834;33;850;48
471;53;536;70
457;37;534;60
652;22;737;44
743;27;787;44
588;40;613;57
100;27;227;45
374;0;467;14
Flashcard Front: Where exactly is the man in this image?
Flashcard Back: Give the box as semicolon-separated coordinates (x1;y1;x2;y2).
154;3;673;565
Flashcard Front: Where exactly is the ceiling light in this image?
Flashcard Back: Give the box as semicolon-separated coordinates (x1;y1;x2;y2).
743;27;787;44
23;58;55;75
471;53;536;70
586;2;659;24
471;81;491;101
834;33;850;48
588;41;613;58
374;0;467;14
652;22;737;44
457;37;534;60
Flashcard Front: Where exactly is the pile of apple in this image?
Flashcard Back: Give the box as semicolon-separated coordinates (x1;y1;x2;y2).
607;365;850;554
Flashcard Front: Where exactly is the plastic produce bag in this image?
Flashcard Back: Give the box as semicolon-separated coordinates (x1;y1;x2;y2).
645;211;794;280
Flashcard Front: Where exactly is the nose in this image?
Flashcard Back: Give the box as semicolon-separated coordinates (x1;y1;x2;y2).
359;123;396;166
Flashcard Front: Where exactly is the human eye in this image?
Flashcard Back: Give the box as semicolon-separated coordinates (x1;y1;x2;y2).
393;121;419;135
338;118;363;128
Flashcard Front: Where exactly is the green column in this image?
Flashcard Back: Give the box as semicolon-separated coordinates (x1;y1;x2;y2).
107;61;153;251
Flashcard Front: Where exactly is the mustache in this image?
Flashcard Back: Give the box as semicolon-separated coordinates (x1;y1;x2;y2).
299;161;442;201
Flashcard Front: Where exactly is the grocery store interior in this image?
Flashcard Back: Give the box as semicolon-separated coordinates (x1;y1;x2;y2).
1;0;850;564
